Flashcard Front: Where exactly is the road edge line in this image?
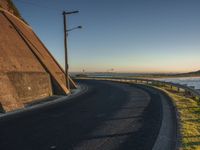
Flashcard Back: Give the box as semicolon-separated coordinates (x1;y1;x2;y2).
152;88;180;150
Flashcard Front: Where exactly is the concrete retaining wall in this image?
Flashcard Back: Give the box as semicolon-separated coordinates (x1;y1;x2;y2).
0;1;77;112
0;72;52;112
0;11;54;112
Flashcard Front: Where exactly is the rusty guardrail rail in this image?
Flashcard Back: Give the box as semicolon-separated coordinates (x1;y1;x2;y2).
77;77;200;100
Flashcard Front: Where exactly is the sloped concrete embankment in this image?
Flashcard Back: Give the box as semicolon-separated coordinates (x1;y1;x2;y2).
0;4;76;112
0;72;52;112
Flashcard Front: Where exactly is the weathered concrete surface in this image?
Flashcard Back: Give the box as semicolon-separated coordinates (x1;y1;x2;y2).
0;1;76;111
0;72;52;112
0;74;23;111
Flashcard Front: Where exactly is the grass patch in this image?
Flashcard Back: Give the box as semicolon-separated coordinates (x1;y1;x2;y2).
154;85;200;150
3;0;28;24
7;0;21;18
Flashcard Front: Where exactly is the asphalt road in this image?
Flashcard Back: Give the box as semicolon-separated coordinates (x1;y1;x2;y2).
0;80;165;150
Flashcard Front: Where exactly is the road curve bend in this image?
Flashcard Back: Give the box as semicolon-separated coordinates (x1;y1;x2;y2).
0;80;177;150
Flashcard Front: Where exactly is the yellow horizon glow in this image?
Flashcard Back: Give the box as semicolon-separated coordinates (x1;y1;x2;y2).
69;66;200;73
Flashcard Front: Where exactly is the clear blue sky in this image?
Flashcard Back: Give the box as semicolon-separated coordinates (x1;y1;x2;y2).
13;0;200;73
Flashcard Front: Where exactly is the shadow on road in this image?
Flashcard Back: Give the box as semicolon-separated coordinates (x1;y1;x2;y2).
0;80;163;150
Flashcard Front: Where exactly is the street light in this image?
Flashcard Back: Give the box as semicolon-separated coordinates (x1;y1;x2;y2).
63;10;79;15
67;26;82;32
63;10;81;93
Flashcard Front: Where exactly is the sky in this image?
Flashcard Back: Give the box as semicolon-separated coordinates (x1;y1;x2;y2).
13;0;200;73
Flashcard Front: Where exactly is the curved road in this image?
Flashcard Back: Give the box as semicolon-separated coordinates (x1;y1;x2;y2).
0;80;174;150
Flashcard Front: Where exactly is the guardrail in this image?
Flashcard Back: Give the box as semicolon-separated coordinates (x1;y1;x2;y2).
77;77;200;100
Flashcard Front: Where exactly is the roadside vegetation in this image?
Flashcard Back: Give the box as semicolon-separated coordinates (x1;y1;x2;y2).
7;0;21;18
155;85;200;150
125;71;200;79
2;0;28;24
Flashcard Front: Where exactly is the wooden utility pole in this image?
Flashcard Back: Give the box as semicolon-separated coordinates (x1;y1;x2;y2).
63;10;80;93
63;11;70;91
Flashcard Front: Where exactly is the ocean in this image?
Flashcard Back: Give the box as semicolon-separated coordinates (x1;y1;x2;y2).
155;77;200;90
72;72;200;90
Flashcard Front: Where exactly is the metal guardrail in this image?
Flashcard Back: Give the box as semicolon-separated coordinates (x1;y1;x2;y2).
77;77;200;100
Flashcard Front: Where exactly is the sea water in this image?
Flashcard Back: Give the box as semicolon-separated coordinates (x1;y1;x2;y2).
156;77;200;90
